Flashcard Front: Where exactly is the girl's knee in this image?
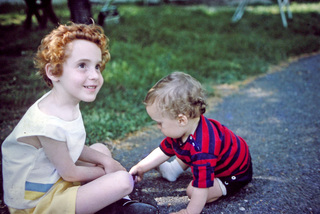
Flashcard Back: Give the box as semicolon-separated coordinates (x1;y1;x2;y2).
113;171;134;194
98;171;133;196
90;143;112;156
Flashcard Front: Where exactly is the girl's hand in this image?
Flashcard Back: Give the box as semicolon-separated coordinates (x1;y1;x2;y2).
103;158;126;174
170;209;190;214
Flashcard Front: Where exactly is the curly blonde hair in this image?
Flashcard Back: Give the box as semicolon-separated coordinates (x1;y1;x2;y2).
34;22;110;87
144;72;207;119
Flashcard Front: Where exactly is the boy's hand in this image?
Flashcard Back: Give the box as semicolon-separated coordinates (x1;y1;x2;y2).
129;147;171;182
170;209;190;214
129;165;144;182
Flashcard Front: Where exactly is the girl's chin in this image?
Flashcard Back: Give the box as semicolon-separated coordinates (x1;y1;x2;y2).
82;95;98;103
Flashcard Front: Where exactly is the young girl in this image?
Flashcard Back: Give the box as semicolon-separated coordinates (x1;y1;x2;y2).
2;23;157;214
130;72;252;214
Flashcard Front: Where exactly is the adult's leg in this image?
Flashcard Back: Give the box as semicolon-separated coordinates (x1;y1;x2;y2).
41;0;59;26
24;0;44;29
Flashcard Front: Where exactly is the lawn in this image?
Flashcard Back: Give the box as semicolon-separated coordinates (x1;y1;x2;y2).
0;1;319;144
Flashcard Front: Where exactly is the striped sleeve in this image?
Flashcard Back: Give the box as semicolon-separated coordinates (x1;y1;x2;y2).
159;138;176;156
190;153;216;188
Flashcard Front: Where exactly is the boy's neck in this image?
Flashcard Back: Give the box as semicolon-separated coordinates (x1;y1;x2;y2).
181;116;200;143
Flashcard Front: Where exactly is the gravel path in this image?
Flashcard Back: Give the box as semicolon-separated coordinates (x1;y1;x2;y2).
0;54;319;213
113;54;320;214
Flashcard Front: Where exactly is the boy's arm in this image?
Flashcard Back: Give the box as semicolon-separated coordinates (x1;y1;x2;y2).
129;147;170;182
171;188;209;214
186;188;208;214
39;136;118;182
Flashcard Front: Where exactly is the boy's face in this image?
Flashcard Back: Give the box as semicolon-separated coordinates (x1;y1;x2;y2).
146;103;187;139
57;39;103;103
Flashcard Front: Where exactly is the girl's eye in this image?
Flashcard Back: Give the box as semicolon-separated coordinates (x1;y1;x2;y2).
95;64;101;71
79;63;86;69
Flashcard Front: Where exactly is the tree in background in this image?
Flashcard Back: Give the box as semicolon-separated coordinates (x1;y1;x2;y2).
68;0;93;24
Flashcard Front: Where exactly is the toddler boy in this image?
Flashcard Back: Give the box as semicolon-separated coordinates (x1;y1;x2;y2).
130;72;252;214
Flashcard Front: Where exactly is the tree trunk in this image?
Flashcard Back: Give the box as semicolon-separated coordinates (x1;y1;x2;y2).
68;0;92;24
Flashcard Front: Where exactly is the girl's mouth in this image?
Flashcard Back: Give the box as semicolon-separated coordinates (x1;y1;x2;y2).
84;86;97;89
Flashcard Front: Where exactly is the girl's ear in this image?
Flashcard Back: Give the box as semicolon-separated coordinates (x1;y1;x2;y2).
45;63;59;83
177;114;188;126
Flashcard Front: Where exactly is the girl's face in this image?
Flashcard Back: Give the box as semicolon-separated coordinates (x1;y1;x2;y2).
146;103;187;140
57;39;103;103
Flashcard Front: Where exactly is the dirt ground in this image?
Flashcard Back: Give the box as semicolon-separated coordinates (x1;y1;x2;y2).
1;53;319;213
112;53;320;213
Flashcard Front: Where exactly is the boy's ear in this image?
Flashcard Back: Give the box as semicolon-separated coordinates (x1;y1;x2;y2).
45;63;59;82
177;114;188;126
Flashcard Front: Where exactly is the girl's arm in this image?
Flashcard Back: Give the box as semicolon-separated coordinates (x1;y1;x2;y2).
129;147;170;182
78;145;126;174
39;136;119;182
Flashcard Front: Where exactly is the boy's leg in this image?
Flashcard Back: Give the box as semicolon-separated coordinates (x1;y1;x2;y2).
206;178;226;202
186;178;224;203
157;158;188;182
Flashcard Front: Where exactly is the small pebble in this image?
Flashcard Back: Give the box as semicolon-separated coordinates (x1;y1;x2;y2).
239;207;246;211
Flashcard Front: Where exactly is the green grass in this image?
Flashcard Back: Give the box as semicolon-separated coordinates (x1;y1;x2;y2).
0;2;319;144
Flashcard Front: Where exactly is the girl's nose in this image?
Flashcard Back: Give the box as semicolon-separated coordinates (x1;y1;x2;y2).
89;67;99;79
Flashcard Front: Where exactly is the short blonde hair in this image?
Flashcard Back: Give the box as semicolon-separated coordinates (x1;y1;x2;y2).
34;22;110;87
144;72;207;119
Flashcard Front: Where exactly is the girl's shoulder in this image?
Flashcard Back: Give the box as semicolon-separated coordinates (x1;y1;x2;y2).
10;93;83;143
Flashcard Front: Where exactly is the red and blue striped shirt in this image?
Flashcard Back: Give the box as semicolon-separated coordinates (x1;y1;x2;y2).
159;115;251;188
